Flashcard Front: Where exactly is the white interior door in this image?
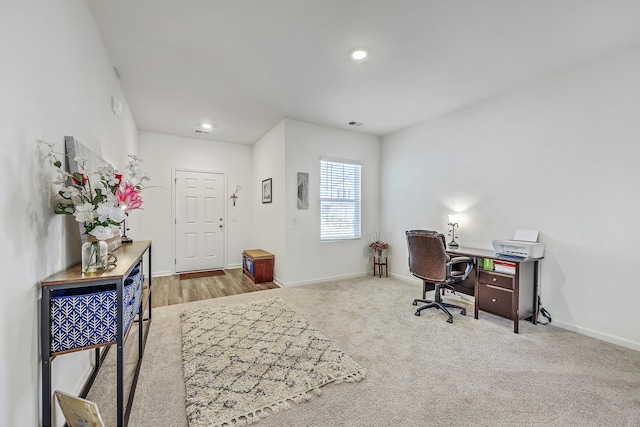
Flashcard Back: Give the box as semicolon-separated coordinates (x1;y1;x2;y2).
175;170;225;272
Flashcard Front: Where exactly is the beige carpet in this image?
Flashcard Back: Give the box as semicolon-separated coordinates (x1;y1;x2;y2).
86;275;640;426
181;298;366;426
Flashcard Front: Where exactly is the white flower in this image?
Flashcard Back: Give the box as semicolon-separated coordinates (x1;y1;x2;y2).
89;225;113;240
40;139;149;236
74;208;95;223
110;205;127;223
96;203;126;223
124;155;150;187
73;202;96;223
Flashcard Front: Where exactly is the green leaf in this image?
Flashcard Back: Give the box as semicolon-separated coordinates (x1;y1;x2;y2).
54;208;73;215
53;160;62;168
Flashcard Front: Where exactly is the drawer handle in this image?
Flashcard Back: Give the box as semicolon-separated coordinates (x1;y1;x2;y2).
492;298;497;302
492;278;497;282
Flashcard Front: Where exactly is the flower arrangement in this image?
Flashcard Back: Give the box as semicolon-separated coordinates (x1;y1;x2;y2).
368;229;389;256
369;240;389;255
41;140;149;241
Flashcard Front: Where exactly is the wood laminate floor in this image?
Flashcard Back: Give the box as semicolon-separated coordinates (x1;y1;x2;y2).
150;268;279;308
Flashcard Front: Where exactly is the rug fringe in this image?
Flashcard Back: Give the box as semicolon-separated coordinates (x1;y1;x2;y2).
217;383;363;427
323;368;368;386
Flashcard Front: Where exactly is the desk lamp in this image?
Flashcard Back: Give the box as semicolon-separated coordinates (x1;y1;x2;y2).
447;214;459;249
121;208;132;244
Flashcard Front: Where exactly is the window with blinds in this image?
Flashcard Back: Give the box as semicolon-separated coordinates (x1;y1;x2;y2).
320;158;361;241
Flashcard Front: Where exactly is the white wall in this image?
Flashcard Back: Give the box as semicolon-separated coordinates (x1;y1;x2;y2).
283;119;381;286
381;47;640;350
137;131;254;275
0;1;139;425
251;121;287;283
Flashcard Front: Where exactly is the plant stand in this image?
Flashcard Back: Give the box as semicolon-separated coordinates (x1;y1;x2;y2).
373;256;388;278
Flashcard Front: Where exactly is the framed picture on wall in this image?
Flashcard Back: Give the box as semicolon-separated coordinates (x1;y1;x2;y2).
297;172;309;209
262;178;272;203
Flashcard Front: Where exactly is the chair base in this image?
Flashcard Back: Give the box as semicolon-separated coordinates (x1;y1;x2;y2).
413;284;466;323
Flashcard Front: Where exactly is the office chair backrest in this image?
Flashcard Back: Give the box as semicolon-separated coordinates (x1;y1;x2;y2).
406;230;448;282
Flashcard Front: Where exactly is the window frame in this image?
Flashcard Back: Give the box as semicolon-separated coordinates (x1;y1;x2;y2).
319;157;362;242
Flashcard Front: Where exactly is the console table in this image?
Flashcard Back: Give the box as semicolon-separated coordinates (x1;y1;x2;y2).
447;246;542;333
41;240;152;427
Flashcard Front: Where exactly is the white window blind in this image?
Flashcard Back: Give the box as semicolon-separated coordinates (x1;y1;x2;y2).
320;158;361;240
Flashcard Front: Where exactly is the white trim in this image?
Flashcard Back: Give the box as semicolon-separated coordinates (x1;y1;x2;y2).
552;320;640;352
278;271;369;287
319;155;362;165
150;270;173;277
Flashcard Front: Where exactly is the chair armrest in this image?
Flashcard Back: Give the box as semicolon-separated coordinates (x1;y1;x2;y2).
446;256;474;281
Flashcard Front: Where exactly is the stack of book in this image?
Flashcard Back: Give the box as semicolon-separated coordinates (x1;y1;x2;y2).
493;260;516;275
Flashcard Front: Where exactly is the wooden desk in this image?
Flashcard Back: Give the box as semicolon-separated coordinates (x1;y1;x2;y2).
41;240;152;427
447;246;542;334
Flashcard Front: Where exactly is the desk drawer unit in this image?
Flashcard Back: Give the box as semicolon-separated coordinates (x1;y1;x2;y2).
475;264;535;333
477;270;514;319
478;270;513;290
477;284;513;319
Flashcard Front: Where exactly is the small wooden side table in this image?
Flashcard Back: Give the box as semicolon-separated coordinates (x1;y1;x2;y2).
373;256;388;278
242;249;274;283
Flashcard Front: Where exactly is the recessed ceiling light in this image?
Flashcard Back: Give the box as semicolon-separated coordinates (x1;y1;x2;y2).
200;123;213;130
350;48;369;61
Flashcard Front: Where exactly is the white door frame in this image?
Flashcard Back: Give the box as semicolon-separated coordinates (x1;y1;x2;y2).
172;167;228;273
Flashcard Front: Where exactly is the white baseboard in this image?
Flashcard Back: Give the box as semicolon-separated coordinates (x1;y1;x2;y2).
151;269;173;277
389;272;421;285
279;271;368;287
552;320;640;352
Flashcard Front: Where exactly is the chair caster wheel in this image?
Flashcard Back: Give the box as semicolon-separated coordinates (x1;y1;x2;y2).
447;318;453;323
415;311;420;316
461;309;466;316
412;301;417;306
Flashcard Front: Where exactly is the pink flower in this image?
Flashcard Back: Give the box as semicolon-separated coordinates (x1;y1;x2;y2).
116;183;143;210
370;240;389;255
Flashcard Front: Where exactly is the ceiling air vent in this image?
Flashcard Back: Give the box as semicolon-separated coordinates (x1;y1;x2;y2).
193;127;212;134
348;121;363;126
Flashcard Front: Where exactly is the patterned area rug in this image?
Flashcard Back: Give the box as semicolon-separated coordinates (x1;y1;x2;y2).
181;298;366;427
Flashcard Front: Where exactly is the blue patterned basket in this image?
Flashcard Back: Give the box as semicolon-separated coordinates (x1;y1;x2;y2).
50;261;143;353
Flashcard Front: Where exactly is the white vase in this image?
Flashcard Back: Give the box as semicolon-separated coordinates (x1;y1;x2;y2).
82;237;108;273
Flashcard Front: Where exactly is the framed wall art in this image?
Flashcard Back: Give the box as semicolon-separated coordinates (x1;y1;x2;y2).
262;178;272;203
297;172;309;209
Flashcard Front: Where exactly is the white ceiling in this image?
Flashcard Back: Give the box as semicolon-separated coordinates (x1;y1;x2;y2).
87;0;640;144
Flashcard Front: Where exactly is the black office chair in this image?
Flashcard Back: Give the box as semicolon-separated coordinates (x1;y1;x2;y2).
406;230;474;323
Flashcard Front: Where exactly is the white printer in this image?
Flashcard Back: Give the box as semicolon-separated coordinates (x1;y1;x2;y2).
492;229;545;259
